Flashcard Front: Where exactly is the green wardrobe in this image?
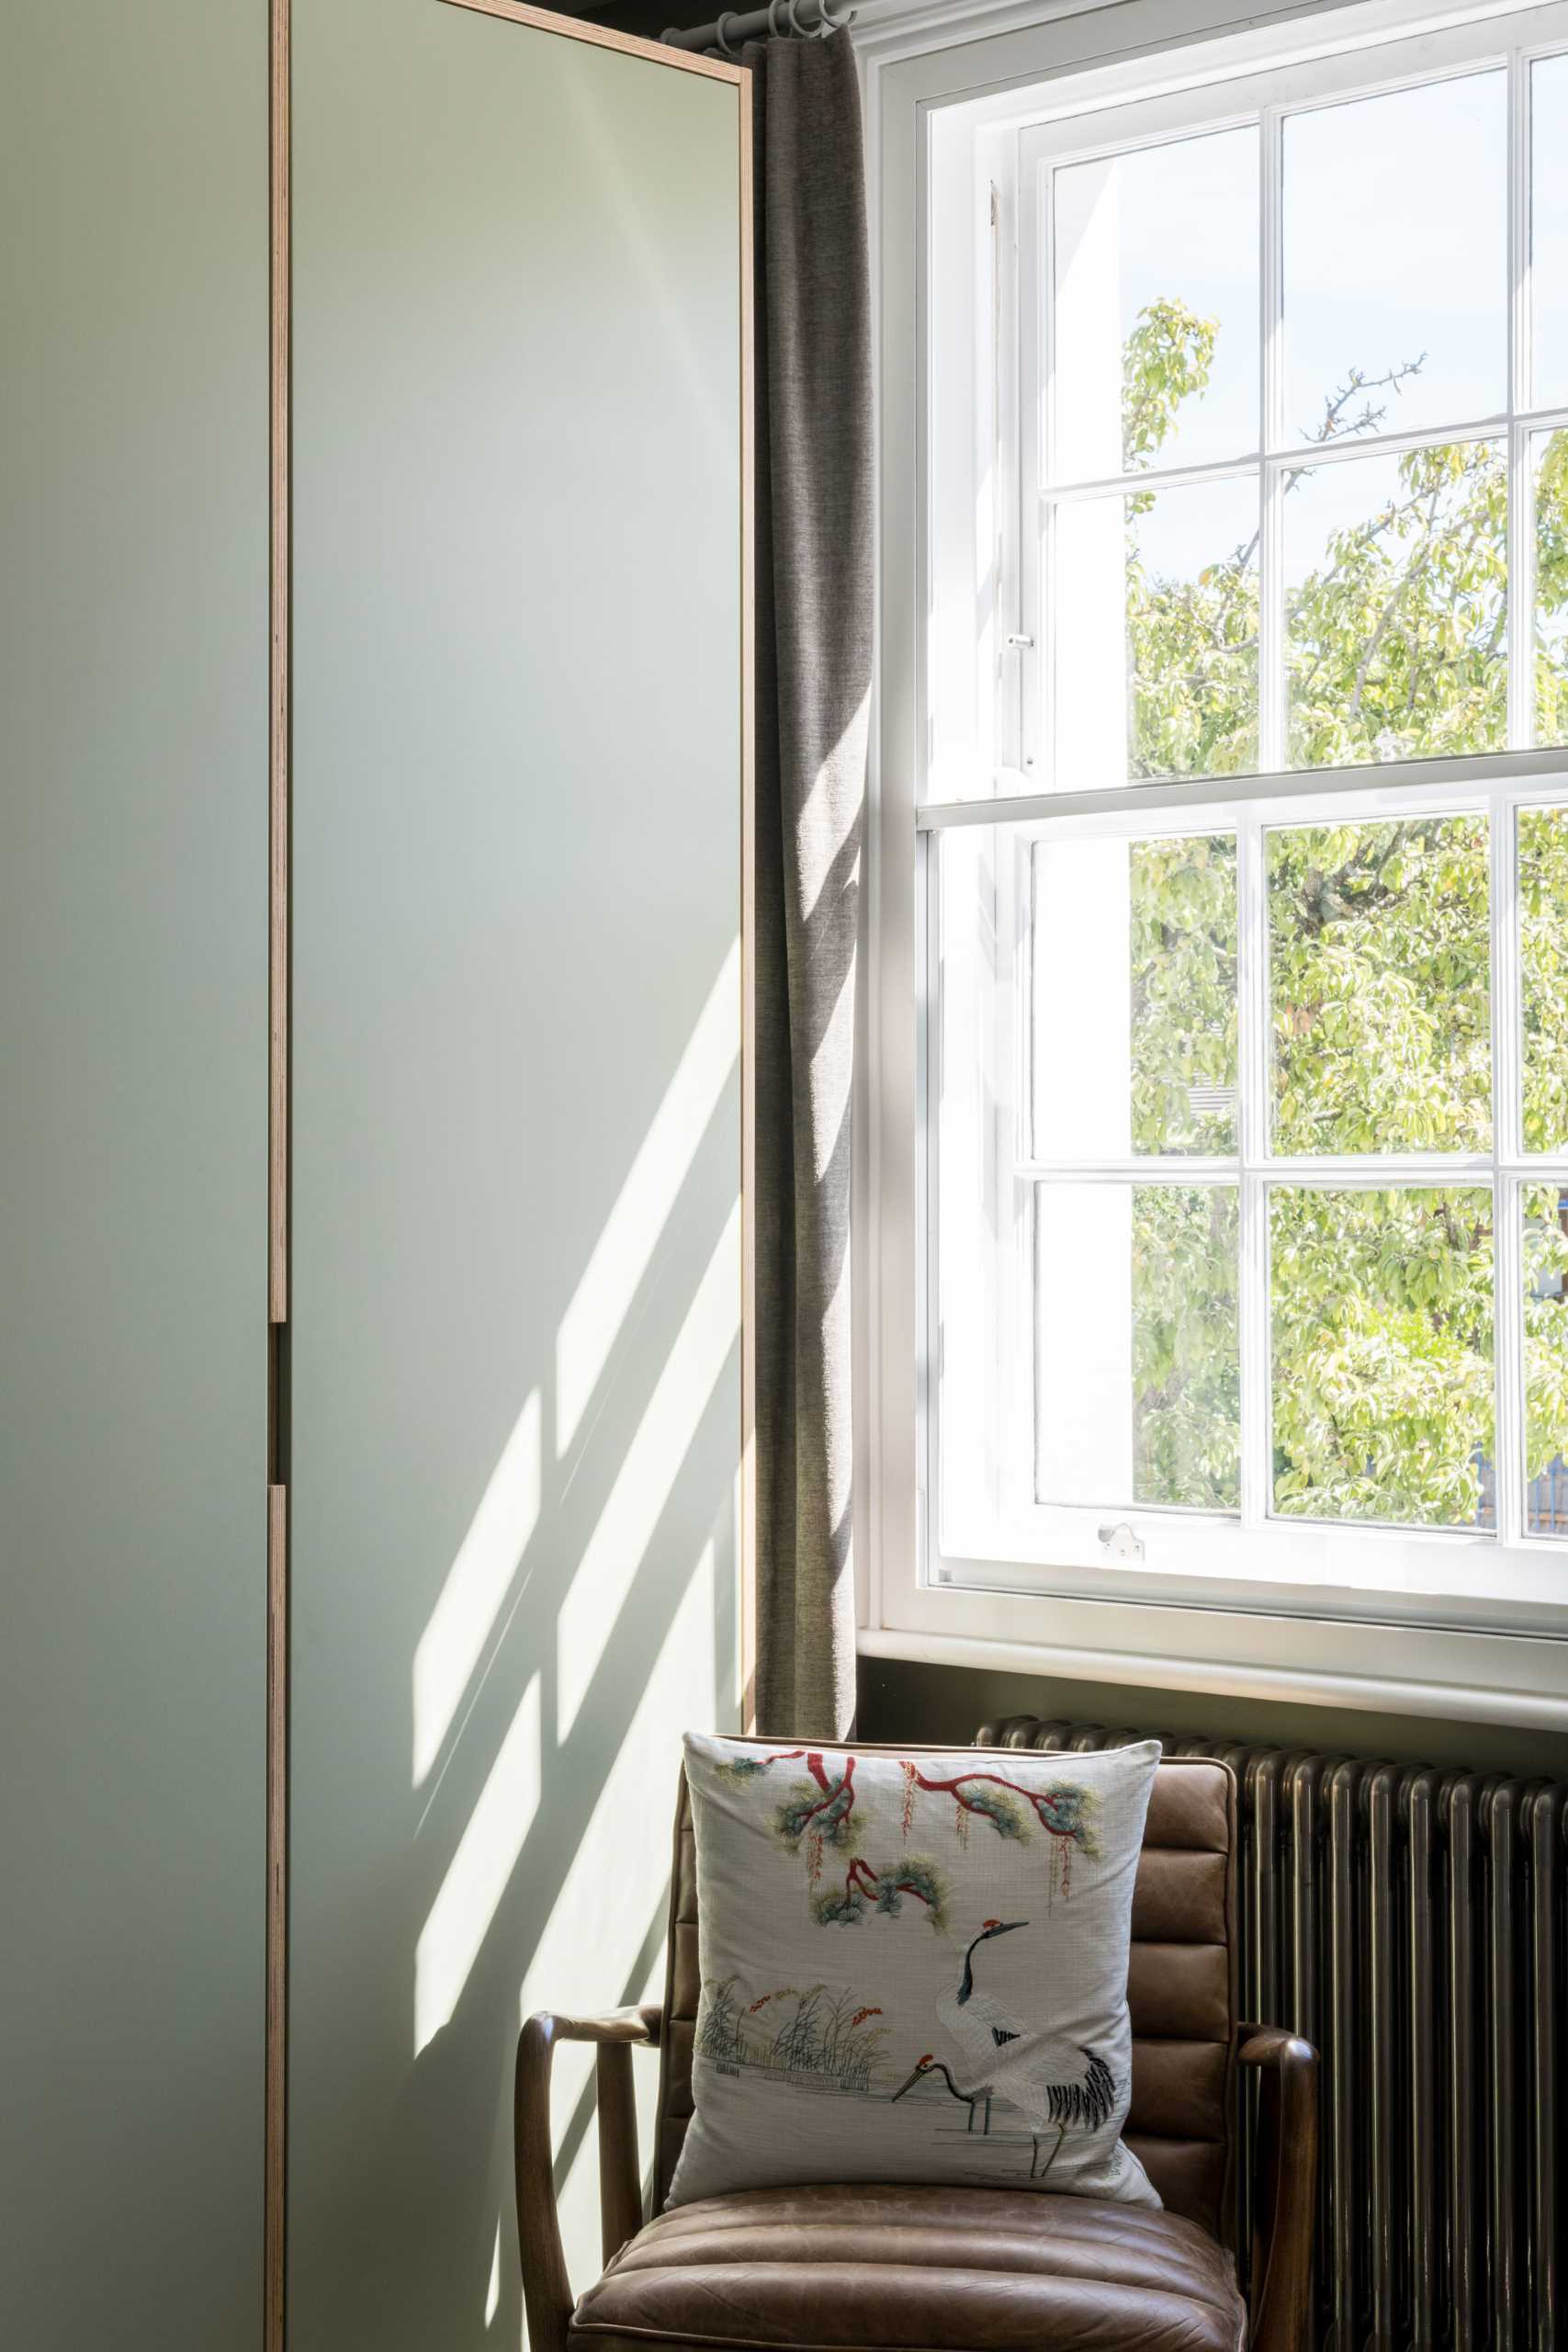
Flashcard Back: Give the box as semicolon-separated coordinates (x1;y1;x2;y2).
2;5;750;2345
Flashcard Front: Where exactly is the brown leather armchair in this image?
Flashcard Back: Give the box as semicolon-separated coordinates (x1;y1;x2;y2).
516;1747;1318;2352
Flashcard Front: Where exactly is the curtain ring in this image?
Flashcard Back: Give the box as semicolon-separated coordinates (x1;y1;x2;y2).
712;9;739;55
766;0;788;35
815;0;849;35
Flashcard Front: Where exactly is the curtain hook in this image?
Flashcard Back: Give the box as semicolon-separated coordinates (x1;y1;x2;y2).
712;8;739;55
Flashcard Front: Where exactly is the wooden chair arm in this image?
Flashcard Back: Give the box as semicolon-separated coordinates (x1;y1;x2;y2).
514;2006;662;2352
1238;2027;1319;2352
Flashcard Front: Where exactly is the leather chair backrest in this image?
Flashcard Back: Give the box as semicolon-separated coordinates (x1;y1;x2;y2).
652;1743;1238;2242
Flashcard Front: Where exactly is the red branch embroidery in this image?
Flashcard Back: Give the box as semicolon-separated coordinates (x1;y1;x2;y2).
901;1764;1092;1853
775;1753;858;1846
845;1856;933;1905
745;1745;1094;1919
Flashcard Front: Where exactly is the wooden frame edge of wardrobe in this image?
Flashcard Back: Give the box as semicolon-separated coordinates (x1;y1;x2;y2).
738;76;758;1738
440;0;750;85
264;4;758;2341
265;1482;288;2352
265;0;289;2344
268;0;290;1333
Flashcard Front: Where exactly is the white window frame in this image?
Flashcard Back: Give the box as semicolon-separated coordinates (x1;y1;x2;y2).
861;0;1568;1727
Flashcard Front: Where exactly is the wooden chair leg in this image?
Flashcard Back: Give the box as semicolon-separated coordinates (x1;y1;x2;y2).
514;2007;660;2352
1239;2028;1319;2352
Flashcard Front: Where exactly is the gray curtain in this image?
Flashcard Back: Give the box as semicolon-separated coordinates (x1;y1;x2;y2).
744;30;872;1740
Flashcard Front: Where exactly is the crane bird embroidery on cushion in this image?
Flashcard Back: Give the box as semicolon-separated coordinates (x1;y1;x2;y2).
890;2053;994;2137
890;1917;1120;2179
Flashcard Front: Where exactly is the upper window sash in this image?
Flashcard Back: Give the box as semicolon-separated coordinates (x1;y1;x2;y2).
923;0;1568;813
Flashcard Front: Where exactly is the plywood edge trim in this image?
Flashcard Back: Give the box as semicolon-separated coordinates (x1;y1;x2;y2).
440;0;750;85
738;86;758;1736
265;0;289;2342
268;0;290;1329
265;1483;288;2352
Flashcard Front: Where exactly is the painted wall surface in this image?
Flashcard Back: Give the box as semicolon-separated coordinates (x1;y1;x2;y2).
0;6;268;2347
288;6;745;2343
860;1657;1568;1781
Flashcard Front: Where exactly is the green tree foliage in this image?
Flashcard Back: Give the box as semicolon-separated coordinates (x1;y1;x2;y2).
1114;306;1568;1528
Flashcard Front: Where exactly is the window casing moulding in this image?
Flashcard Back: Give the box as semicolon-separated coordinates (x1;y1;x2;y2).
856;0;1568;1728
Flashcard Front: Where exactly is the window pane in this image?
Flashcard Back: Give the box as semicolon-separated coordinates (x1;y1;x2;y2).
1283;72;1506;445
1270;1185;1495;1528
1055;474;1258;789
1283;441;1506;770
936;827;1015;1546
1519;805;1568;1153
1532;55;1568;406
1523;1183;1568;1535
1030;833;1237;1158
1053;127;1258;482
1269;813;1491;1153
1034;1183;1239;1510
1534;430;1568;748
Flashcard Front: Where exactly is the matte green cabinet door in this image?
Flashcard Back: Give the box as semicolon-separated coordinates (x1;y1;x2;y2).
0;6;268;2347
288;6;747;2343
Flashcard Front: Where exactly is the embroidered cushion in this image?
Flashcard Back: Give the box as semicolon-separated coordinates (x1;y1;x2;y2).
667;1733;1162;2210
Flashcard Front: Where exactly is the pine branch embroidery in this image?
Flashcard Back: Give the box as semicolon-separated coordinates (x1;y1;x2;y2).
724;1747;1098;1928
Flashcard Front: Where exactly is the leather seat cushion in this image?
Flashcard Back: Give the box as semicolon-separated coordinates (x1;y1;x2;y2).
569;2184;1246;2352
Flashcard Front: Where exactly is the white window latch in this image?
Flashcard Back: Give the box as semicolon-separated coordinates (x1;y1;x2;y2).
1098;1521;1145;1562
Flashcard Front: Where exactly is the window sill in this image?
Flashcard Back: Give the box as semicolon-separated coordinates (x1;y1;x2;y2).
857;1606;1568;1732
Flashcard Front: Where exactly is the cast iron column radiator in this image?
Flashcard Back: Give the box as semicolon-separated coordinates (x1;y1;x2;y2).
978;1716;1565;2352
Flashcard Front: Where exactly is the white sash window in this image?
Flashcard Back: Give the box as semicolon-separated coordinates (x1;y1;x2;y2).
865;0;1568;1719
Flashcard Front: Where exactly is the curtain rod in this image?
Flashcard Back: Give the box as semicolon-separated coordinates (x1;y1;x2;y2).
661;0;853;55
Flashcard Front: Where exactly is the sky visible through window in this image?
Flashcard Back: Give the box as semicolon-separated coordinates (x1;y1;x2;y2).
1055;125;1258;475
1284;73;1506;441
1062;69;1512;587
